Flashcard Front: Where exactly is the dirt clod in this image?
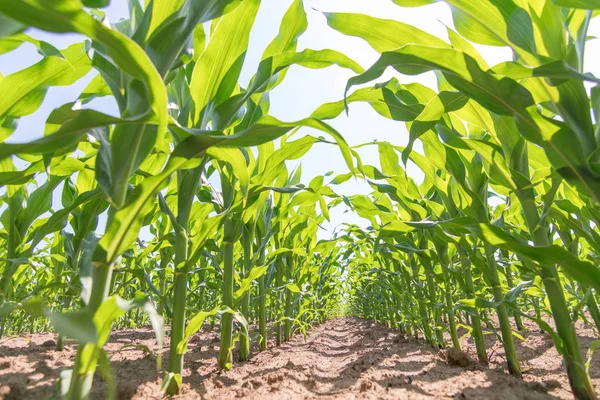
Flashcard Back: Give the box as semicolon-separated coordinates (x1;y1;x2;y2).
0;385;21;400
41;339;56;348
359;379;376;392
526;379;563;394
445;347;475;368
527;381;550;393
544;379;562;391
213;379;224;388
266;373;284;384
304;378;316;389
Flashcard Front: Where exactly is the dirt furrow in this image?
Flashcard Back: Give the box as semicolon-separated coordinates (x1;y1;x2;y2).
1;317;598;399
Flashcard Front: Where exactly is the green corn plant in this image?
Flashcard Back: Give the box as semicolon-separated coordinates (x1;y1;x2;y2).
254;201;274;351
0;0;359;396
160;162;204;394
2;2;600;400
321;1;600;396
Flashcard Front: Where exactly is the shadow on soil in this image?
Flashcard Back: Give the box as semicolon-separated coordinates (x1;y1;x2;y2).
1;317;598;399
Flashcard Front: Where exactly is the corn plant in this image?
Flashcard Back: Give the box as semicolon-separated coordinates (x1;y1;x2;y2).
324;1;600;398
1;1;600;400
0;0;358;397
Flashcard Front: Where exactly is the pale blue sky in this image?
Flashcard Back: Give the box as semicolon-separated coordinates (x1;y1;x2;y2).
1;1;599;239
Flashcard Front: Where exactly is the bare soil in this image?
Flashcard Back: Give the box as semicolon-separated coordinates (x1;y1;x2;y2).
0;316;599;399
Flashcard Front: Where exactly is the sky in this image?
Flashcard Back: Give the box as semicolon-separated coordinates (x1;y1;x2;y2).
1;0;599;240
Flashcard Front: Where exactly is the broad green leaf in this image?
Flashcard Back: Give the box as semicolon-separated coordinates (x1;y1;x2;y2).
286;282;301;293
82;0;110;8
79;74;112;104
254;136;317;185
0;43;90;119
27;189;103;253
175;117;354;172
0;14;24;38
312;79;425;122
403;91;468;164
262;0;307;58
0;0;168;132
462;223;600;292
379;220;416;237
0;33;61;56
0;109;156;165
177;307;220;355
234;265;269;299
378;142;403;176
207;147;249;200
144;0;243;75
324;12;449;52
189;0;260;125
146;0;186;37
392;0;538;64
552;0;600;8
50;309;98;344
94;294;163;347
0;299;97;343
446;27;489;69
216;49;364;128
345;44;535;116
491;60;600;85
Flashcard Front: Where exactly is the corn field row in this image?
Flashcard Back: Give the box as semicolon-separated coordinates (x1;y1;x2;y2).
0;0;600;399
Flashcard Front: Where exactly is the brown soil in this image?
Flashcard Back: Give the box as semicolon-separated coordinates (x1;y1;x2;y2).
0;316;598;399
